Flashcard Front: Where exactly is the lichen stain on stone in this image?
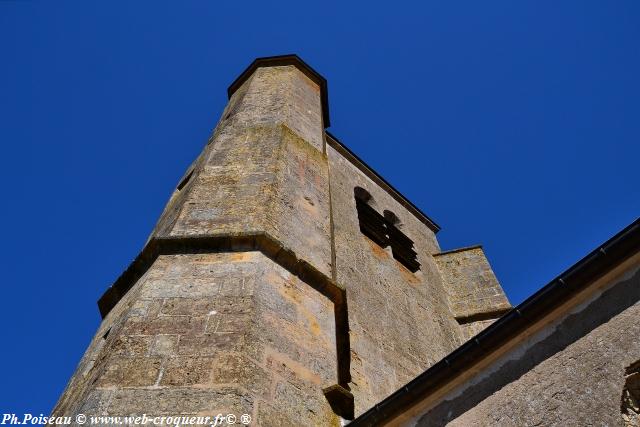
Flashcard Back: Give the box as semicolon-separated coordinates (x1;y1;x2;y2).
260;310;322;351
296;157;307;182
275;277;330;341
229;253;253;262
300;308;323;338
265;349;323;386
279;279;302;304
366;238;390;261
300;195;319;216
398;263;421;285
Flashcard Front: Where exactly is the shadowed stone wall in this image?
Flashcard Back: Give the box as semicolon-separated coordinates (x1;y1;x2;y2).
414;259;640;427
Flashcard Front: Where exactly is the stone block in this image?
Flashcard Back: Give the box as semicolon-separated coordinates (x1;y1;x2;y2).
107;387;254;415
122;315;206;336
213;313;252;334
160;298;216;316
96;357;162;387
178;332;246;356
212;353;271;398
150;335;179;356
110;335;152;356
160;357;215;386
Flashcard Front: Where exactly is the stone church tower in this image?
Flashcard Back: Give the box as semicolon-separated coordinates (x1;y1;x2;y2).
53;55;511;425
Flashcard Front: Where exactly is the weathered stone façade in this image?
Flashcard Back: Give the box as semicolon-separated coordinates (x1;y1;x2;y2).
52;55;512;425
352;221;640;426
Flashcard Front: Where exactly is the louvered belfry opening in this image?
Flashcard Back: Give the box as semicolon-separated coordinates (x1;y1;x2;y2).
387;221;421;272
354;187;420;272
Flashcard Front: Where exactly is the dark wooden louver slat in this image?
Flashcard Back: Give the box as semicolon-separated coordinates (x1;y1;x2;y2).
355;194;421;273
388;226;420;272
355;199;389;247
387;226;413;245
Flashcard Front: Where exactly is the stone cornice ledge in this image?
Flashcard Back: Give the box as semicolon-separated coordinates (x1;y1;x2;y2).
97;231;354;415
98;232;345;319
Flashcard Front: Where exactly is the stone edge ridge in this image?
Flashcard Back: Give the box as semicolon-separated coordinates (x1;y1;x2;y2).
98;232;343;317
434;245;483;256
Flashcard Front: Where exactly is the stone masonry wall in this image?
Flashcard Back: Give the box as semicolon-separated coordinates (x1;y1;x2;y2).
152;66;332;279
434;246;511;342
415;260;640;427
223;65;325;152
327;144;464;415
53;252;339;426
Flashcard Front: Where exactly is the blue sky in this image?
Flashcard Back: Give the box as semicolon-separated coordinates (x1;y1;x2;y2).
1;0;638;413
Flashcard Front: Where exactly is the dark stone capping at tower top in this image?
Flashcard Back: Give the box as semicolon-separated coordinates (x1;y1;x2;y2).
227;54;331;127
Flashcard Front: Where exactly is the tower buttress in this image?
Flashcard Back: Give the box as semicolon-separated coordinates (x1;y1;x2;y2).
53;56;347;426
